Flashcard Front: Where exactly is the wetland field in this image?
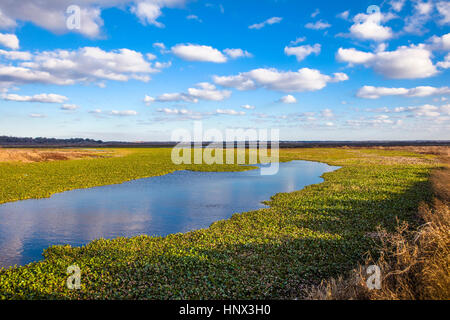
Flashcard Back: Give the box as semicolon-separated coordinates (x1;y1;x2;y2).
0;147;447;300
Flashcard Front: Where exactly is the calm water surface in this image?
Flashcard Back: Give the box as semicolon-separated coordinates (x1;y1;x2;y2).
0;160;338;268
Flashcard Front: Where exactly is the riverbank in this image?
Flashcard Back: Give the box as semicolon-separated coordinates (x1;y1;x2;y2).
0;148;442;299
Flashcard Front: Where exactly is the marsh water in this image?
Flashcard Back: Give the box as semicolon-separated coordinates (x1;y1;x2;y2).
0;160;338;268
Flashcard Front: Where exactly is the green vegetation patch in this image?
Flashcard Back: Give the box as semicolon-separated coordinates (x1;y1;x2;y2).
0;148;438;299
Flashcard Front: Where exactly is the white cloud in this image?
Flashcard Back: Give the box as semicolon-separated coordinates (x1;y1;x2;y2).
337;10;350;20
2;92;68;103
284;44;321;62
289;37;306;45
0;46;161;87
212;74;256;91
187;82;231;101
249;17;282;29
110;110;138;116
311;9;320;18
0;49;31;60
223;48;252;59
437;1;450;25
144;95;155;105
146;53;157;60
337;44;437;79
412;104;441;117
157;107;190;115
60;103;79;110
368;103;450;119
0;1;187;38
336;48;374;64
0;33;19;49
349;12;393;41
321;108;334;118
428;33;450;50
305;20;331;30
216;109;245;116
437;53;450;69
214;68;348;93
154;61;171;69
279;95;297;104
147;82;231;103
241;104;255;110
403;0;434;34
153;42;168;53
390;0;406;12
357;85;450;99
29;113;46;118
171;44;227;63
186;14;202;22
0;8;16;28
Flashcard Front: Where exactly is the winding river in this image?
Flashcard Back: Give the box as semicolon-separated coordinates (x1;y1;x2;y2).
0;160;338;268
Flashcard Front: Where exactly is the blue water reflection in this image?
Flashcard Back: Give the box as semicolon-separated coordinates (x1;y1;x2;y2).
0;160;338;268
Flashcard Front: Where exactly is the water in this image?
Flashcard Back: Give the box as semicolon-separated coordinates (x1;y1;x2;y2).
0;160;338;268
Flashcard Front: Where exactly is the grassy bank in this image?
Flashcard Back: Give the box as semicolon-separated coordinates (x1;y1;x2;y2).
306;148;449;300
0;148;440;299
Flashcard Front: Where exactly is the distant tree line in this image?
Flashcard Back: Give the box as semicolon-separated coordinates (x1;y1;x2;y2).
0;136;104;146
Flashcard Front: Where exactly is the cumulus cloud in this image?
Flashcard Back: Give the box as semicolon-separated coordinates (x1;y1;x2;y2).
337;44;437;79
437;53;450;69
0;49;31;60
2;92;68;103
249;17;282;29
29;113;46;118
289;37;306;45
157;107;245;119
337;10;350;20
0;33;19;49
311;9;320;18
390;0;406;12
216;109;245;116
368;103;450;118
279;95;297;104
223;48;252;59
241;104;255;110
171;44;227;63
214;68;348;93
110;110;138;116
305;20;331;30
437;1;450;25
0;46;163;87
186;14;202;22
403;0;434;34
357;85;450;99
157;107;192;115
0;8;16;28
0;0;186;38
428;33;450;51
349;12;393;41
321;108;334;118
144;94;155;105
60;103;79;110
146;82;231;104
284;44;321;62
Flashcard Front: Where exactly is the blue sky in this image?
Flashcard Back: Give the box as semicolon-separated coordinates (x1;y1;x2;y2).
0;0;449;141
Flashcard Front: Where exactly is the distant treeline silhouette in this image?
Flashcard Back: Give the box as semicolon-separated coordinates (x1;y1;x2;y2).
0;136;103;146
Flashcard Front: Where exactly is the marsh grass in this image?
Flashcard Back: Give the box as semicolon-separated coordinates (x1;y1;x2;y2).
305;149;449;300
0;147;443;299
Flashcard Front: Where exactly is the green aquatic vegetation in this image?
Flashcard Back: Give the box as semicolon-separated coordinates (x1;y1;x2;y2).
0;148;439;299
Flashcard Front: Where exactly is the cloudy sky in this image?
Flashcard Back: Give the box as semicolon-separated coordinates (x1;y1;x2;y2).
0;0;449;141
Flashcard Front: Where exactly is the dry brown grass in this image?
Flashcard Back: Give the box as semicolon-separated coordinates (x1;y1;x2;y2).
0;148;108;163
305;146;450;300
